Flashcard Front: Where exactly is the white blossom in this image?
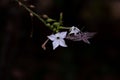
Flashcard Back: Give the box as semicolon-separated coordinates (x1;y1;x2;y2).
69;26;80;35
48;32;67;50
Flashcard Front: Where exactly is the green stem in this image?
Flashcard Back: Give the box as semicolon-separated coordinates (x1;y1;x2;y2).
16;0;46;25
15;0;71;32
60;27;71;29
59;12;63;24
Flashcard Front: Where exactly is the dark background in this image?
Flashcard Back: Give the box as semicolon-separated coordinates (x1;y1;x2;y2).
0;0;120;80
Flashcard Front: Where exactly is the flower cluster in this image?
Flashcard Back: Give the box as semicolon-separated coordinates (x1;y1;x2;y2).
16;0;96;50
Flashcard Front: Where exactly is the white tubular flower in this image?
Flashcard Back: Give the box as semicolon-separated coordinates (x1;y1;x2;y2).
69;26;80;35
47;32;67;50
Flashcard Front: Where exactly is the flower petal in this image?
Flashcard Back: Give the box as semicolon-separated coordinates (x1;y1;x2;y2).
69;26;80;35
55;32;67;39
59;39;67;47
55;32;61;37
52;40;60;50
47;34;56;41
59;32;67;38
70;26;75;31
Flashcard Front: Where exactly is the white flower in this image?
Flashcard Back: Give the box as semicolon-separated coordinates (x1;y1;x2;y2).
69;26;80;35
47;32;67;50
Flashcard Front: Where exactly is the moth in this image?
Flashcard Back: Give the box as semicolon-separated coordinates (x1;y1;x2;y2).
66;32;96;44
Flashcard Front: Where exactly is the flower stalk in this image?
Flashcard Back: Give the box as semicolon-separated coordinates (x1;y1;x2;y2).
15;0;96;50
16;0;46;25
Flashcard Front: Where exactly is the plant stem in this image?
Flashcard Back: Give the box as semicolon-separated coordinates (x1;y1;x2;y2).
15;0;70;32
16;0;46;25
60;27;71;29
59;12;63;24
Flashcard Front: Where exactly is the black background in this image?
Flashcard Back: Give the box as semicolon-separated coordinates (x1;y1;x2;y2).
0;0;120;80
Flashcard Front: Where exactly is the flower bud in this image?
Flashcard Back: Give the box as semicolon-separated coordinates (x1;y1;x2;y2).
53;22;60;26
46;23;51;27
29;5;35;8
42;14;48;19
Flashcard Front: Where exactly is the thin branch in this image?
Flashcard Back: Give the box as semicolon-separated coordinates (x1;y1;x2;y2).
59;12;63;24
60;27;71;29
16;0;46;25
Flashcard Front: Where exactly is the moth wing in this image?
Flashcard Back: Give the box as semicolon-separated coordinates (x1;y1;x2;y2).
66;34;82;41
83;32;96;39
